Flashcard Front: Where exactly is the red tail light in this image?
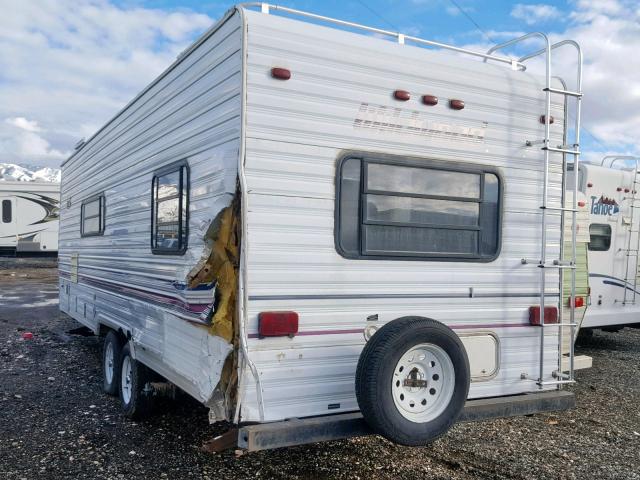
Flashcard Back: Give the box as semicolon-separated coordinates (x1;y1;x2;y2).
529;306;558;325
617;187;623;192
587;182;593;188
258;311;299;338
578;201;586;207
625;188;630;193
567;297;585;308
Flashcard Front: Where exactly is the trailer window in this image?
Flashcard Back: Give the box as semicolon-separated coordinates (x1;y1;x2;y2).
81;195;105;237
1;200;11;223
336;156;501;261
588;224;611;251
151;164;188;254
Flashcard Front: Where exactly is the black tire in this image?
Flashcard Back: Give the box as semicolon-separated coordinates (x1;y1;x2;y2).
102;331;123;396
119;343;154;420
576;328;594;345
355;316;470;446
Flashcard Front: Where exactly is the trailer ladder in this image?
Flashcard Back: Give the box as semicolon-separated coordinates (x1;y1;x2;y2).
486;35;583;389
601;156;640;305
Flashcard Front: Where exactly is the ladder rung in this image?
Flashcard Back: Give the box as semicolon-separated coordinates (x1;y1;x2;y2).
543;87;583;98
537;380;575;386
540;206;578;212
543;146;581;155
538;264;576;269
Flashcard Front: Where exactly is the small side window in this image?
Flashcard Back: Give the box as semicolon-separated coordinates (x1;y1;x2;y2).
1;200;11;223
151;163;189;254
588;224;611;251
81;195;105;237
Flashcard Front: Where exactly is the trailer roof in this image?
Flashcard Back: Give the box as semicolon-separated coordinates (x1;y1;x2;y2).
63;2;564;167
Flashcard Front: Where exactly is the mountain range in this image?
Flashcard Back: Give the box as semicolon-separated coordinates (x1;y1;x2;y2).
0;163;61;183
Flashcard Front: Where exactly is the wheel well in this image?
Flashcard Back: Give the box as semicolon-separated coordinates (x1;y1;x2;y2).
98;324;128;343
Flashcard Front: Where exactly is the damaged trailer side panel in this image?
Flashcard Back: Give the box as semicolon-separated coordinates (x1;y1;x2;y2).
58;10;244;415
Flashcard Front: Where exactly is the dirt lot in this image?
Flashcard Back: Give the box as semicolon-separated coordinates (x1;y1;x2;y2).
1;259;639;479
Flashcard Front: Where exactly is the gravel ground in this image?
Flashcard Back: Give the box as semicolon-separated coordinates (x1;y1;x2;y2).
1;260;639;479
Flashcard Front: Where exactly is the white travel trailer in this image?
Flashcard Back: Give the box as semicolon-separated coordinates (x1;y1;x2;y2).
59;4;587;450
0;181;59;255
569;156;640;331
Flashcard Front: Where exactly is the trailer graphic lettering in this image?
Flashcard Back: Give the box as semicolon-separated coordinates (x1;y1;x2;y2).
591;195;619;216
353;103;487;142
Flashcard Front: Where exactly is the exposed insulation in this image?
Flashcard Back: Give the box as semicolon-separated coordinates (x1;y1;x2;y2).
186;191;241;421
186;194;240;343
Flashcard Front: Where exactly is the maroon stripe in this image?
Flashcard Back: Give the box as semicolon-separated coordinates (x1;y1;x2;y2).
61;273;210;315
247;323;529;339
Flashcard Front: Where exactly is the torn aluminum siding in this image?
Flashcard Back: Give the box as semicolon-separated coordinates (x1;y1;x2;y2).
58;9;244;411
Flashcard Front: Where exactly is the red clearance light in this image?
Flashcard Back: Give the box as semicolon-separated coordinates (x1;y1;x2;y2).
449;99;465;110
587;182;593;187
258;311;299;338
271;67;291;80
578;200;586;207
422;95;438;106
567;297;585;308
394;90;410;101
539;115;554;124
617;187;623;192
529;306;558;325
625;188;630;193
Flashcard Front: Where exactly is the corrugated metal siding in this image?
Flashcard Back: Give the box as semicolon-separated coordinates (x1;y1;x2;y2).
241;10;566;421
58;12;242;403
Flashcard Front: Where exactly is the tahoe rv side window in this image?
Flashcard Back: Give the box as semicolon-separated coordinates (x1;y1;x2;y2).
337;156;501;260
588;224;611;251
81;195;105;237
1;200;11;223
151;164;189;254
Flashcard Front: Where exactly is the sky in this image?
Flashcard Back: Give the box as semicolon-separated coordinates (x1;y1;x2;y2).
0;0;639;168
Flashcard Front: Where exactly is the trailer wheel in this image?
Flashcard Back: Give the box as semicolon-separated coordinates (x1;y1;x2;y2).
355;317;470;446
102;331;123;396
119;343;154;419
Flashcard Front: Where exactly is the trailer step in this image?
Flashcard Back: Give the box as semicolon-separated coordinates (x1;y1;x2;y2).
236;391;575;452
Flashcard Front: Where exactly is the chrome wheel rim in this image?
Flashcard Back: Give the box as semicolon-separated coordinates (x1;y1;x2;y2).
391;343;455;423
121;356;132;404
105;343;114;384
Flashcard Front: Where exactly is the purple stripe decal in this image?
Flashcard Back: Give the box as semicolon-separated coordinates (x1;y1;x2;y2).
60;271;211;315
247;323;530;338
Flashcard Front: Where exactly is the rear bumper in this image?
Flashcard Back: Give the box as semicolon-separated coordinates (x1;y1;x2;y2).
238;390;575;451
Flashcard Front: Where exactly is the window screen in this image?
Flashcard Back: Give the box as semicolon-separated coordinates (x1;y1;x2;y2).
336;156;501;261
81;195;105;236
588;224;611;251
1;200;11;223
151;164;188;254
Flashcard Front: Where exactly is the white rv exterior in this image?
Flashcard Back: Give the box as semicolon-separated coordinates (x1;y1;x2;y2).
570;160;640;329
0;181;60;254
59;4;584;446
